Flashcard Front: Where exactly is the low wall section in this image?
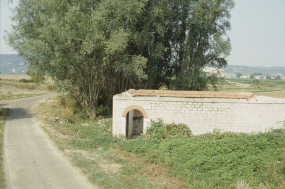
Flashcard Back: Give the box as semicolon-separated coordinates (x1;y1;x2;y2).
113;92;285;136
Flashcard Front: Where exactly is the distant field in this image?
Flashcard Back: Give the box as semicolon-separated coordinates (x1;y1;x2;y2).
0;74;30;81
0;74;54;84
0;74;53;100
217;78;285;97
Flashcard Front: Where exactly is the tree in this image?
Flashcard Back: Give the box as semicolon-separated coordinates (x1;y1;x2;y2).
26;64;45;84
167;0;234;90
6;0;234;117
250;74;255;79
253;72;262;76
6;0;148;118
275;75;281;80
236;72;242;78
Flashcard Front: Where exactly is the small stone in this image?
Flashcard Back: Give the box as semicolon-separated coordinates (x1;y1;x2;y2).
54;117;60;122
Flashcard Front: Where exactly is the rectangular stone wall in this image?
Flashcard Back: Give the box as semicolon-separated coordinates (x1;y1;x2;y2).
113;93;285;136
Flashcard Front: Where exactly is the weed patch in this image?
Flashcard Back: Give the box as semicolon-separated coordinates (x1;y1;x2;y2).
121;121;285;188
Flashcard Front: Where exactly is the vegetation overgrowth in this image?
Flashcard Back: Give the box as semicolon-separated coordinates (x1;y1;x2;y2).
0;108;9;189
38;95;285;188
122;120;285;188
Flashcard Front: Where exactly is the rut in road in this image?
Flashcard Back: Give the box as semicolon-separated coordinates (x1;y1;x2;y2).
1;94;97;189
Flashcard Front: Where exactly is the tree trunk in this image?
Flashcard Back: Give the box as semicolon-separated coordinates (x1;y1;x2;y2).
88;100;97;119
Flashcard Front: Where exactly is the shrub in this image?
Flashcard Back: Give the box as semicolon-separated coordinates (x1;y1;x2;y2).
46;85;53;91
144;119;192;140
96;105;111;117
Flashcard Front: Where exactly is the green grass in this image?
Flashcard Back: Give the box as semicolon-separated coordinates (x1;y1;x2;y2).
216;78;285;92
121;120;285;188
0;108;10;189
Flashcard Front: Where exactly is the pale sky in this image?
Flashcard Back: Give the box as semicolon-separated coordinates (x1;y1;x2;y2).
1;0;285;67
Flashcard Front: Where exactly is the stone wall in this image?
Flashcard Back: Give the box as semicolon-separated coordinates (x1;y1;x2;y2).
113;92;285;136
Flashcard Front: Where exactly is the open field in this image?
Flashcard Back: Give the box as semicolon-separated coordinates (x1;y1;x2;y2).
0;108;9;189
0;74;53;100
216;78;285;98
0;74;54;84
0;74;30;81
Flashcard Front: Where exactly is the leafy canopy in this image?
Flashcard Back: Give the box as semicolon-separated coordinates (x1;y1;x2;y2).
6;0;234;117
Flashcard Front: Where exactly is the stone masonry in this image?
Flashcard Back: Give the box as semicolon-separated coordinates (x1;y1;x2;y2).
112;90;285;137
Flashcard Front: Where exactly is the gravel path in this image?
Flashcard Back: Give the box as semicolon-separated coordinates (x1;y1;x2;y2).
1;94;96;189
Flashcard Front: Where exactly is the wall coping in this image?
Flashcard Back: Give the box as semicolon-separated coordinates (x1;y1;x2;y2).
113;92;285;104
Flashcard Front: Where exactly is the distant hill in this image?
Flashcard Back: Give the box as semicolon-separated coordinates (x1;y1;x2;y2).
0;54;27;74
224;65;285;75
1;54;285;77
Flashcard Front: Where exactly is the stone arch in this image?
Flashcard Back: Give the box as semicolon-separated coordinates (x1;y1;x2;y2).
122;105;148;118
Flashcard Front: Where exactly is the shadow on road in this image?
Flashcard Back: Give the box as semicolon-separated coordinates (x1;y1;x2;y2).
7;108;33;120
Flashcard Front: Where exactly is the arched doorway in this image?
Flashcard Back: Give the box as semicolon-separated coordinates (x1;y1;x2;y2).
122;105;148;139
126;109;144;139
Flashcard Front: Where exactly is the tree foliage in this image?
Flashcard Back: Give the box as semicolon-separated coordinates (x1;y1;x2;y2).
275;75;281;80
236;72;242;78
26;64;45;84
6;0;234;117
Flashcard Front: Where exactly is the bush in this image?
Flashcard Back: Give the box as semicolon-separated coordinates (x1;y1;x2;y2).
96;105;111;117
46;85;53;91
144;119;192;140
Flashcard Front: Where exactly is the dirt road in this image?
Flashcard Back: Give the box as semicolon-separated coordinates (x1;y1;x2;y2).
1;94;96;189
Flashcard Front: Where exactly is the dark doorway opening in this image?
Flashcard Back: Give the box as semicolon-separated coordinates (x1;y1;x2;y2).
126;109;144;139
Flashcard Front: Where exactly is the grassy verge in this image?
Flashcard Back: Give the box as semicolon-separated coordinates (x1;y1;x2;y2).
0;108;9;189
0;93;45;100
35;96;187;189
36;96;285;188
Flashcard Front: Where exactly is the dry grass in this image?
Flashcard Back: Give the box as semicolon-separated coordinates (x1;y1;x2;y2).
256;90;285;99
234;180;266;189
0;75;53;100
112;147;187;189
0;74;54;84
0;74;30;81
34;97;188;189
